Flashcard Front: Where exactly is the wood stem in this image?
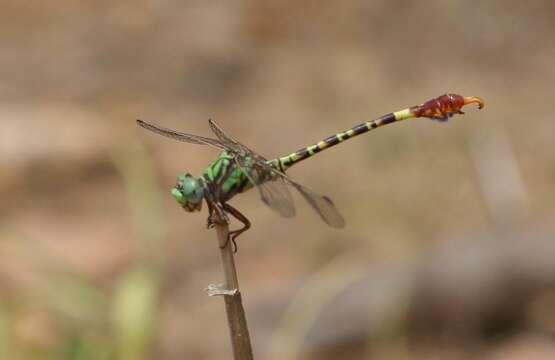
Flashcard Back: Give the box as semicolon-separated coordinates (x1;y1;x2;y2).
214;223;254;360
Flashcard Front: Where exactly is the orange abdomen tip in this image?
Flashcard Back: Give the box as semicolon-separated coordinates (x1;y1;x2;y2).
411;94;485;121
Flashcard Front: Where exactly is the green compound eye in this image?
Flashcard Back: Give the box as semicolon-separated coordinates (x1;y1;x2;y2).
173;173;204;206
188;186;204;203
182;178;202;202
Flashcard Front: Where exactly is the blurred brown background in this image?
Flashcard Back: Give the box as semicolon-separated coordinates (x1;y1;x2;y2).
1;1;555;359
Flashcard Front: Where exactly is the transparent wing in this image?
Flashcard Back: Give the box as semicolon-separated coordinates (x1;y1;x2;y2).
208;118;258;155
208;118;239;145
292;182;345;228
273;170;345;228
137;119;227;150
234;157;296;218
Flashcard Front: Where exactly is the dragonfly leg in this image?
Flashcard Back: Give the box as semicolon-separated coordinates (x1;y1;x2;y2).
207;200;229;228
206;201;215;229
222;203;251;253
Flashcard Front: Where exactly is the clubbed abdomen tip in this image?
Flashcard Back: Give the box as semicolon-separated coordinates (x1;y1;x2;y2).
411;93;485;121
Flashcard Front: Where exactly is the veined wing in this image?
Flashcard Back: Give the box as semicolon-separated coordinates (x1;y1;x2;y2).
208;118;259;156
234;156;296;218
137;119;227;150
272;169;345;228
291;181;345;228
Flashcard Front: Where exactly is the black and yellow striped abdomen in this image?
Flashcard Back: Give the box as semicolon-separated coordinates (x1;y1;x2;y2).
277;109;411;170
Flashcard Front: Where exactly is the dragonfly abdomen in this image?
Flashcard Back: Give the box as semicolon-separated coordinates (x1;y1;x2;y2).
275;94;484;171
277;113;398;170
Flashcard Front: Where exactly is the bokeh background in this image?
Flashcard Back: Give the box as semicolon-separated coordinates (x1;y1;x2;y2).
1;1;555;359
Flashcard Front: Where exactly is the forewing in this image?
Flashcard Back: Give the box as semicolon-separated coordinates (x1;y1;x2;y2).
274;171;345;228
234;157;296;218
137;119;227;150
208;119;258;155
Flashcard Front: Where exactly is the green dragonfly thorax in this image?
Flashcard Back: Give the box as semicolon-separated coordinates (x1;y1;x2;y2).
202;151;255;202
172;173;204;212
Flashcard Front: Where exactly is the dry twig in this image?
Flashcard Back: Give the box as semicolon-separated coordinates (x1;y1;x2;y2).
206;222;254;360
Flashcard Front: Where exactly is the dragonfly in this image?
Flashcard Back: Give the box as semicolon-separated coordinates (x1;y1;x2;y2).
137;93;484;251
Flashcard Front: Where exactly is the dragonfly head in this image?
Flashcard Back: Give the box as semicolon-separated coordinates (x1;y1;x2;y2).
171;173;204;212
